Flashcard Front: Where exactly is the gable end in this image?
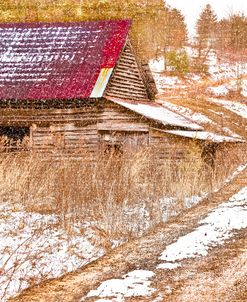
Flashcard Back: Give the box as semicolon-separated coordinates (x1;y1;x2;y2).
104;41;155;101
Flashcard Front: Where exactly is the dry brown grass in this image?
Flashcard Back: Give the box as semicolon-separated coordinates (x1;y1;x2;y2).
0;141;246;301
0;141;246;241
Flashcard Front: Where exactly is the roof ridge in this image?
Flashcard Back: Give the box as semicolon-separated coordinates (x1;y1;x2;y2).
0;19;132;28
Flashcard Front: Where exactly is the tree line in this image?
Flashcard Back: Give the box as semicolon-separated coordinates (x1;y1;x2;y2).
196;4;247;53
0;1;246;68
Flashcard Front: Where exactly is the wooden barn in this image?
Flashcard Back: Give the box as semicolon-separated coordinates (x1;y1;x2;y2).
0;19;243;160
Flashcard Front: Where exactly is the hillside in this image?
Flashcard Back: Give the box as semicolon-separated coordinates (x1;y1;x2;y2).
150;48;247;140
9;162;247;302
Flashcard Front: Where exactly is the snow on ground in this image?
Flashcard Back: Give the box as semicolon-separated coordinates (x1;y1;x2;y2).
149;57;165;73
158;186;247;270
209;98;247;119
185;48;238;83
150;48;247;99
224;162;247;185
159;100;242;138
207;80;247;98
160;194;207;221
202;50;247;98
152;73;187;93
242;79;247;97
0;160;245;301
81;164;247;300
83;270;156;301
207;85;229;97
207;50;247;81
0;193;207;301
0;203;104;301
149;57;192;93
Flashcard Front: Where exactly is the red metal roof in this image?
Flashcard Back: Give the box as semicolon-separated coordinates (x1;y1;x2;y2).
0;20;131;100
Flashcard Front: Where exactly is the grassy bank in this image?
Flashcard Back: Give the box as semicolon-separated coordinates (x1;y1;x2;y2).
0;144;245;240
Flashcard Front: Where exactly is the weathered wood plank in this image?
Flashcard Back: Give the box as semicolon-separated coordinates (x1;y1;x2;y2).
97;123;149;132
105;42;149;101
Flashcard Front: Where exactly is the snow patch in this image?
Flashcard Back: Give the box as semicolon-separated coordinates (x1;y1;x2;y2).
152;74;186;92
224;162;247;184
149;57;165;73
242;79;247;97
157;262;181;270
208;85;229;97
158;186;247;268
208;54;247;81
210;98;247;119
0;204;104;301
84;270;156;301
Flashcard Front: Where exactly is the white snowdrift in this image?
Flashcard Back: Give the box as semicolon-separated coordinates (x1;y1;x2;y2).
0;204;104;301
84;270;155;301
158;186;247;269
207;85;229;97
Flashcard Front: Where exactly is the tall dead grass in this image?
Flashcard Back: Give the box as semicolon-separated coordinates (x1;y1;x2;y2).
0;144;246;301
0;142;246;241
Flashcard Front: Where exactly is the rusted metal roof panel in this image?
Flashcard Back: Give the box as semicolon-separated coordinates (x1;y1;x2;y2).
0;20;131;101
90;68;113;98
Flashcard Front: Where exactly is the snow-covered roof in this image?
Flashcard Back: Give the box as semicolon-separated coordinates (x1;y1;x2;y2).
108;98;203;130
163;130;244;143
156;99;244;138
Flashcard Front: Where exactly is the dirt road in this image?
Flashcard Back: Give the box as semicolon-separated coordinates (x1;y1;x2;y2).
10;166;247;302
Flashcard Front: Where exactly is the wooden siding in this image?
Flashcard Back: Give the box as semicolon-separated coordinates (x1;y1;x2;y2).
0;100;204;160
149;128;202;160
140;63;157;99
31;124;99;154
105;42;150;101
0;100;150;154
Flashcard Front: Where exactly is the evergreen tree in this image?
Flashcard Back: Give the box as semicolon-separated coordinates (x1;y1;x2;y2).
193;4;217;73
196;4;217;48
216;13;247;52
166;8;187;48
229;14;247;51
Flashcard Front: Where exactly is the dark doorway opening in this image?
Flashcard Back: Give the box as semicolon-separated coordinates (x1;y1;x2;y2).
0;127;30;151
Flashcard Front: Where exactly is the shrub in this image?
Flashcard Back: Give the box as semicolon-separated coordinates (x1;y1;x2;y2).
166;49;190;74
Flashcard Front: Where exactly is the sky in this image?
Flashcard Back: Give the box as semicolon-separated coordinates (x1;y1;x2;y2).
165;0;247;37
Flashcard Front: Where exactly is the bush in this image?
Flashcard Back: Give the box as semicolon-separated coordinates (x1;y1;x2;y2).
166;49;190;74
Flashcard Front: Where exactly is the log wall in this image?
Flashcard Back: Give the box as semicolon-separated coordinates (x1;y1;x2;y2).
7;100;151;155
0;100;203;160
105;42;150;101
149;128;202;161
